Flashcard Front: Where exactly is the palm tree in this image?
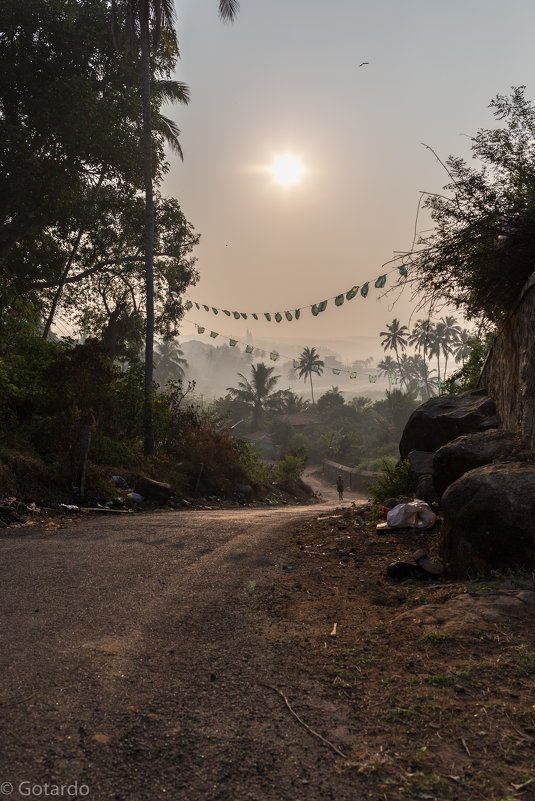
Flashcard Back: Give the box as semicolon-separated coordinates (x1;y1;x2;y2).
452;328;472;365
112;0;238;455
408;318;432;368
379;318;408;387
377;355;399;389
227;362;280;428
440;315;462;379
428;321;447;383
297;346;324;405
154;339;187;386
404;354;438;400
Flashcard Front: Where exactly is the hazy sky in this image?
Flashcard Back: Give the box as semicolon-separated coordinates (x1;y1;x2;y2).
161;0;535;360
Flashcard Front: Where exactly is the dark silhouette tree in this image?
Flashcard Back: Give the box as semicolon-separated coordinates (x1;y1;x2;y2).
379;318;408;387
297;346;324;405
227;362;280;429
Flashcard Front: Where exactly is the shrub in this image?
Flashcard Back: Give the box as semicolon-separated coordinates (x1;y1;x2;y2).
278;454;305;481
368;459;415;505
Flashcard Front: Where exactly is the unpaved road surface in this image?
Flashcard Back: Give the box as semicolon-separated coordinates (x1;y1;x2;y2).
1;491;363;801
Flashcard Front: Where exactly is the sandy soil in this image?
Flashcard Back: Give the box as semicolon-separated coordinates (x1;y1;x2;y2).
1;476;535;801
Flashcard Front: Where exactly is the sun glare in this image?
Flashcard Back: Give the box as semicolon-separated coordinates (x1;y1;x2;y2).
270;154;303;186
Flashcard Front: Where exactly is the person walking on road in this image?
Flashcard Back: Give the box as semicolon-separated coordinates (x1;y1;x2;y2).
336;475;344;501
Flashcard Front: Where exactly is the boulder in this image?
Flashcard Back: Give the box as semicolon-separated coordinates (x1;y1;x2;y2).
414;474;439;507
433;429;524;498
399;389;499;460
134;476;172;503
407;450;435;480
439;462;535;578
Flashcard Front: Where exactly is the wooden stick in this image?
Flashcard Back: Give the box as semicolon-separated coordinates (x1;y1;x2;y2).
262;683;348;759
460;737;471;757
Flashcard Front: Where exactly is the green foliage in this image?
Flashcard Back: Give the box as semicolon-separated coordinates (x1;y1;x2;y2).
406;87;535;323
278;454;305;481
368;459;415;505
442;332;493;394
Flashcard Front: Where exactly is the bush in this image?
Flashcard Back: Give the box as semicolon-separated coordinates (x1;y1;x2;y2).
368;459;415;505
278;454;305;481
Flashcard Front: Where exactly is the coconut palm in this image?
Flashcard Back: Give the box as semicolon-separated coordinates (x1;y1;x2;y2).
452;328;472;365
377;355;399;389
227;362;280;428
112;0;238;455
408;318;432;368
154;339;187;386
379;318;409;387
297;346;324;405
440;315;462;379
404;354;438;400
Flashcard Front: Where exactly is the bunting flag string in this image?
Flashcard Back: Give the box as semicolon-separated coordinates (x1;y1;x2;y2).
187;320;395;384
173;264;407;325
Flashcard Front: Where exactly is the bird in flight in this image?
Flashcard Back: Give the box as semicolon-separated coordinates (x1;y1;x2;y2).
359;61;369;67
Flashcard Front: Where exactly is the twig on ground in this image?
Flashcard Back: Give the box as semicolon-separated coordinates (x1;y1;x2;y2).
461;737;471;757
0;693;35;707
511;777;535;791
262;683;348;759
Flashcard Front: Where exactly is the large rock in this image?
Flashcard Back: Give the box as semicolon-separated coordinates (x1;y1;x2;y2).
433;429;524;498
439;462;535;578
399;389;499;460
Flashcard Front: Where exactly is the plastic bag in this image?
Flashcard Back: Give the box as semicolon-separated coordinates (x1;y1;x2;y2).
386;499;436;530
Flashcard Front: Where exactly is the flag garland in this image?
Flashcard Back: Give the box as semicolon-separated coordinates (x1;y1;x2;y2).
174;264;408;325
187;320;402;385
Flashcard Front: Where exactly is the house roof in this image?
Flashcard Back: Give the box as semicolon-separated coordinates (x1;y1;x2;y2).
281;412;321;427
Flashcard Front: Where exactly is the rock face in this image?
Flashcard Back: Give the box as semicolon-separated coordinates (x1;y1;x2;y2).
134;476;172;503
433;429;523;498
479;270;535;451
439;462;535;578
399;389;499;460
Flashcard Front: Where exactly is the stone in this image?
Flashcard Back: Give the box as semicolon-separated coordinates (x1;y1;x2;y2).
399;389;500;460
414;474;439;506
407;450;435;480
439;462;535;578
433;429;524;498
134;476;172;503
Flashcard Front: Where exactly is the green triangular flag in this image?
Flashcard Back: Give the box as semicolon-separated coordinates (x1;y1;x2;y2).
295;309;301;320
335;294;344;306
391;377;398;384
245;345;254;354
203;305;210;312
241;313;247;320
360;283;369;298
417;380;425;388
349;372;357;379
311;304;320;316
332;368;341;375
399;264;408;277
346;286;359;301
230;339;238;347
368;374;376;383
171;291;178;299
375;274;387;289
264;313;271;321
251;313;258;320
197;325;205;334
275;312;282;323
210;331;218;338
318;300;327;313
311;364;320;373
185;300;193;310
233;312;240;320
212;307;219;315
195;302;200;310
270;351;279;361
223;310;231;316
285;311;293;321
293;360;300;369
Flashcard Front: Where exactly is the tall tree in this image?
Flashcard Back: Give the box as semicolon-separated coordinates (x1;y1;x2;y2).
377;355;399;389
227;362;280;429
297;346;324;405
408;318;432;368
112;0;239;456
439;315;462;379
379;318;408;387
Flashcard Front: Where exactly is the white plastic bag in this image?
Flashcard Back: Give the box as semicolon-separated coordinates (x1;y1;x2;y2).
386;499;436;530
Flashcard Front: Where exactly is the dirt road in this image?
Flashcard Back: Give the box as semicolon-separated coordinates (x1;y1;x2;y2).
1;490;366;801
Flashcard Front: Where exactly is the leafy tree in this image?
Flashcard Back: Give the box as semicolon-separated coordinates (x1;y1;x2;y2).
297;346;324;405
452;327;473;365
266;388;310;414
227;362;280;429
379;319;408;387
316;387;345;416
408;318;432;368
405;87;535;324
442;332;493;394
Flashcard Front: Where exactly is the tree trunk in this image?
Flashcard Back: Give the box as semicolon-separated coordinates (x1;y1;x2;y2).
140;6;155;457
309;373;315;405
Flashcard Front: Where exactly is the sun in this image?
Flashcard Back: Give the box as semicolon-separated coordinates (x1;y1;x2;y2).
270;154;303;186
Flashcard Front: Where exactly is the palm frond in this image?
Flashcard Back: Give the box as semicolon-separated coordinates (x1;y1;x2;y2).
156;79;190;106
219;0;240;22
156;115;184;159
